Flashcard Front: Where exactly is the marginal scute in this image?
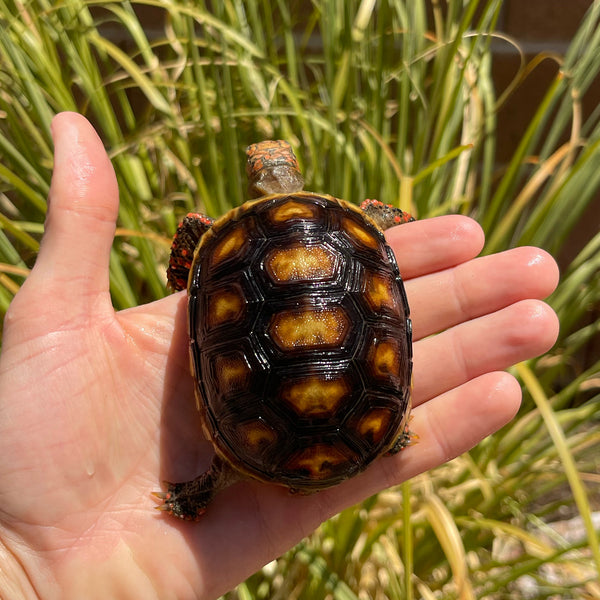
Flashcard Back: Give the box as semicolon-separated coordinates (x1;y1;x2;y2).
269;306;350;351
280;375;351;417
265;243;338;284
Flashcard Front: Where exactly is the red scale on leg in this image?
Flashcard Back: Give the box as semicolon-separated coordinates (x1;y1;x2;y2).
360;199;415;231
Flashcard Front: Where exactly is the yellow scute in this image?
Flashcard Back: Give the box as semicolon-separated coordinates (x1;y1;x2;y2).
281;376;350;416
269;307;349;350
208;287;245;327
210;226;246;265
268;199;318;222
365;271;398;312
356;408;392;445
285;444;349;479
371;339;400;377
265;244;337;283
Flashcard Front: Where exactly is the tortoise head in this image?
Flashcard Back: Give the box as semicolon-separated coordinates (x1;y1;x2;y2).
246;140;305;198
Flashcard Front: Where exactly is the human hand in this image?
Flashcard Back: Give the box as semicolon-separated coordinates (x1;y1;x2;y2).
0;112;559;599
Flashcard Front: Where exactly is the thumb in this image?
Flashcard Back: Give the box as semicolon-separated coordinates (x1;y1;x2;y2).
26;112;119;320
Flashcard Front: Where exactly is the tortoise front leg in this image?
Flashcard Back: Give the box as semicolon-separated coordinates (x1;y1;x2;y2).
167;213;214;291
360;199;414;231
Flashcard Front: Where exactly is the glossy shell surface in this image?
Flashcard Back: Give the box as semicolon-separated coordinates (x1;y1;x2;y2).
188;192;412;491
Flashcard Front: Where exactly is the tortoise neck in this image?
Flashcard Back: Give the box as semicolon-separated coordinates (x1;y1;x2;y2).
248;164;305;198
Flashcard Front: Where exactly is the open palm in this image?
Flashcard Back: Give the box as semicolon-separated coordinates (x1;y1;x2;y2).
0;113;559;600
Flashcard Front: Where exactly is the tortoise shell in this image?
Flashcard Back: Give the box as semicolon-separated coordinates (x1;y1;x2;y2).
189;192;412;489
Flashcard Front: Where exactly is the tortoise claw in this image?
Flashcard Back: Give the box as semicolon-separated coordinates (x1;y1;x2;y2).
151;483;176;514
151;491;167;500
150;481;208;521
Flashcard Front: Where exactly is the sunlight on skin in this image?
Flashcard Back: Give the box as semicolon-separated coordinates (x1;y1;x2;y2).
0;113;559;600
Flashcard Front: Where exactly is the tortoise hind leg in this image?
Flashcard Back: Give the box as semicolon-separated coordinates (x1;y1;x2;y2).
167;213;215;291
152;454;242;520
386;417;418;455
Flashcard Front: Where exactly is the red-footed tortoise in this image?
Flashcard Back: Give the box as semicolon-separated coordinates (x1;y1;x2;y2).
153;140;414;520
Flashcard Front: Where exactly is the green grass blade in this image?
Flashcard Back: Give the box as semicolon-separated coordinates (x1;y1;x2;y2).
516;362;600;576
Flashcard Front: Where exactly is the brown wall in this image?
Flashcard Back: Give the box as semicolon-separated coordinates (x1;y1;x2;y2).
496;0;597;160
503;0;592;41
495;1;599;265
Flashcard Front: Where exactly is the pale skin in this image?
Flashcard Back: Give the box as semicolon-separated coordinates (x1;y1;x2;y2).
0;112;559;599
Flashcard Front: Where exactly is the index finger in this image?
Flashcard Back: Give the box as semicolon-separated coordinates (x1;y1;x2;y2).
385;215;485;279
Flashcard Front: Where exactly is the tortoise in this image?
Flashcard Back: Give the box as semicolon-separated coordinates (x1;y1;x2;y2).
153;140;415;520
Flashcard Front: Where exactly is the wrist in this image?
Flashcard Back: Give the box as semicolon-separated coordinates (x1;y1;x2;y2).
0;536;40;600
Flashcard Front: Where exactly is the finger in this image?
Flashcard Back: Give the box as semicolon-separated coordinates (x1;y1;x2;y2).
385;215;485;279
413;299;559;404
409;246;560;339
30;112;119;310
356;371;522;494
